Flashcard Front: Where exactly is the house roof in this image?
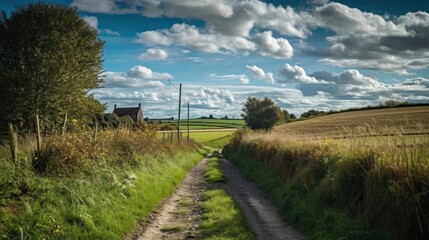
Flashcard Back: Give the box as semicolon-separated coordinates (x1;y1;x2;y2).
113;107;140;116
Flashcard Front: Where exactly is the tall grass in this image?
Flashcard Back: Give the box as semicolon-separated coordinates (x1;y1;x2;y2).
226;128;429;239
0;128;205;239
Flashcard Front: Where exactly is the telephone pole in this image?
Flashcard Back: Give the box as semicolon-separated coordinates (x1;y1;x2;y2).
177;83;182;142
187;102;190;143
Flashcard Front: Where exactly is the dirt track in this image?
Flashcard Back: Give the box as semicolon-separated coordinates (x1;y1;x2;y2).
128;153;306;240
218;152;306;240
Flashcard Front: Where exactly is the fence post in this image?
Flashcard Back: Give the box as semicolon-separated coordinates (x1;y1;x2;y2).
36;114;41;151
170;130;173;144
94;122;98;141
62;113;68;137
162;132;165;144
8;123;18;163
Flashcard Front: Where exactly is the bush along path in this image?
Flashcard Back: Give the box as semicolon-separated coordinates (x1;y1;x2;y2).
130;151;306;240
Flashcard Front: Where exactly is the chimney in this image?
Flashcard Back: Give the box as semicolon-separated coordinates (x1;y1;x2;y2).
138;103;141;108
114;104;117;109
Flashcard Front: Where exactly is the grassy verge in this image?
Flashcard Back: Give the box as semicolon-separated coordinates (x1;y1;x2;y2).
203;152;226;183
0;129;208;239
200;151;255;240
224;148;391;240
201;189;255;240
225;129;429;239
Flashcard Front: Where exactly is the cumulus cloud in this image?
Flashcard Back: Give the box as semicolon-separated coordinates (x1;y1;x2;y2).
72;0;310;38
308;3;429;73
138;48;168;61
126;65;172;80
71;0;136;14
207;74;250;84
82;16;120;36
253;31;293;59
245;65;275;84
278;64;323;84
135;23;256;54
278;64;429;102
135;24;295;58
402;77;429;88
186;87;236;109
102;65;172;88
83;16;98;29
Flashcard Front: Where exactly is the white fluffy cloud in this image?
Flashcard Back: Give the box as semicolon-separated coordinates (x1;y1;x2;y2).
83;16;98;29
186;88;236;109
246;65;275;84
279;64;323;84
82;16;120;36
253;31;293;59
309;3;429;73
138;48;168;61
126;65;172;80
207;74;250;84
135;23;257;54
72;0;310;38
278;64;429;102
135;24;294;58
103;65;172;88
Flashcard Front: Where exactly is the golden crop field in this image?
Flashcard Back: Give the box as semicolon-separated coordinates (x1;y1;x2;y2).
276;106;429;138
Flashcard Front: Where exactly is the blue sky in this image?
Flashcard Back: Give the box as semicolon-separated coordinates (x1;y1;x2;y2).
2;0;429;118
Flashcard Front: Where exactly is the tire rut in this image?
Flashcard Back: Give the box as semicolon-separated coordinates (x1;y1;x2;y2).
218;152;307;240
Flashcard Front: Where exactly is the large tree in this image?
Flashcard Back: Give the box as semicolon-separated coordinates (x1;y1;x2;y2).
0;3;105;130
241;97;283;130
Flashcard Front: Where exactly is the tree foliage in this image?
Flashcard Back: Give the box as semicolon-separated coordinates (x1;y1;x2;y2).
0;3;105;130
300;109;325;118
241;97;283;130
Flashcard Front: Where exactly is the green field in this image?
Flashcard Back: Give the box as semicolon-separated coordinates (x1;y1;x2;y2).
190;131;233;149
159;119;245;130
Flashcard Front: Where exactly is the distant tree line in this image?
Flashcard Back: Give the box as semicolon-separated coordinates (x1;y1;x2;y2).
240;97;428;131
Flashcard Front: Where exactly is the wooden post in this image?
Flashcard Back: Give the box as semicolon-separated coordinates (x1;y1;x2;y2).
187;102;190;143
170;130;173;144
8;123;18;163
94;122;98;141
36;114;41;151
162;132;165;144
177;83;182;142
61;113;68;137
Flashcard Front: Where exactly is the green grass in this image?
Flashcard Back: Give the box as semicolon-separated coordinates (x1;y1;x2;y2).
160;119;245;130
203;152;226;183
224;148;393;240
0;149;207;239
200;151;254;239
201;189;255;240
189;131;233;142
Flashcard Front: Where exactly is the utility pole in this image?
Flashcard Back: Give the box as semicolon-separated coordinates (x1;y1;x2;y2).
187;102;190;143
177;83;182;142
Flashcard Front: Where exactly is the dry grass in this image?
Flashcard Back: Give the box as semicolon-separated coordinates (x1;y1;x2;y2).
276;106;429;138
226;107;429;239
